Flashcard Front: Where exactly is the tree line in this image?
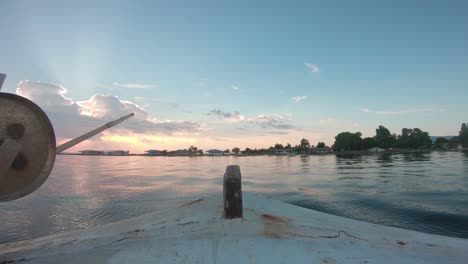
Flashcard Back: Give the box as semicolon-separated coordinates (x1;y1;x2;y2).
227;139;328;155
332;123;468;152
150;123;468;155
173;139;329;156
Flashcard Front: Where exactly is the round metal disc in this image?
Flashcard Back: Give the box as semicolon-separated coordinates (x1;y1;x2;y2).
0;93;56;201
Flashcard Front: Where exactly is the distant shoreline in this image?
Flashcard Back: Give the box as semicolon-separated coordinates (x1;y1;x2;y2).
58;149;466;157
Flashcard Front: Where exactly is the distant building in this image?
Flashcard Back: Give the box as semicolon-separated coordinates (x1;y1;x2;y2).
368;147;385;153
105;150;129;156
310;147;333;154
146;150;163;156
79;150;104;155
275;149;292;155
206;149;224;156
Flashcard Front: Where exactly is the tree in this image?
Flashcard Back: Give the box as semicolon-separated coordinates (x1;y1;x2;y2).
397;128;432;148
316;142;326;148
413;129;432;148
267;146;275;154
232;147;240;154
397;128;413;148
448;136;459;147
459;123;468;147
197;149;204;155
332;132;362;152
244;148;253;155
285;143;292;149
300;138;310;151
274;143;284;149
434;137;449;145
362;137;377;149
188;145;198;155
224;149;230;154
375;125;396;148
292;144;301;152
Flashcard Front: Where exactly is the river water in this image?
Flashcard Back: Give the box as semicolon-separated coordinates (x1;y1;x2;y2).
1;152;468;244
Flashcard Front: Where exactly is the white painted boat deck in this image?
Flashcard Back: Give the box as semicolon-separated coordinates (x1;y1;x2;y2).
1;192;467;263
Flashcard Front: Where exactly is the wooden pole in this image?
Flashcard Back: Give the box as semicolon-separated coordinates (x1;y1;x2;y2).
56;113;134;153
223;165;243;219
0;73;6;91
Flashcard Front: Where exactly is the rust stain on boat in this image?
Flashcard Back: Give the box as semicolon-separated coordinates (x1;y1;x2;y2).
262;213;288;223
179;198;204;208
262;213;289;239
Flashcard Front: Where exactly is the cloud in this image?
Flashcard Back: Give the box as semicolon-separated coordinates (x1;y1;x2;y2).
304;62;320;73
231;85;240;91
292;96;307;102
269;131;290;135
134;96;180;108
360;108;438;115
255;115;295;129
319;118;336;125
16;81;200;141
208;109;246;122
208;109;295;130
112;82;157;89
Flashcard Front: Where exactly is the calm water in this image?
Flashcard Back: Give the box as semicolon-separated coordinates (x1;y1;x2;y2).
1;152;468;244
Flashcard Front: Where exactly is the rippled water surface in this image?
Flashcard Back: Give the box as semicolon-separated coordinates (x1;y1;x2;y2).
1;152;468;243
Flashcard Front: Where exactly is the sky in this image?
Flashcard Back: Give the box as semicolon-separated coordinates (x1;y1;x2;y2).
1;0;467;153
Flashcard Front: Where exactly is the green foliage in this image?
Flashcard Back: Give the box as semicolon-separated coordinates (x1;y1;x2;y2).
375;125;397;148
397;128;432;148
274;143;284;149
362;137;377;149
434;137;449;145
285;143;292;149
459;123;468;147
224;149;230;153
300;138;310;150
292;144;300;152
332;132;362;151
232;147;240;154
316;142;326;148
448;136;459;146
188;145;198;154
